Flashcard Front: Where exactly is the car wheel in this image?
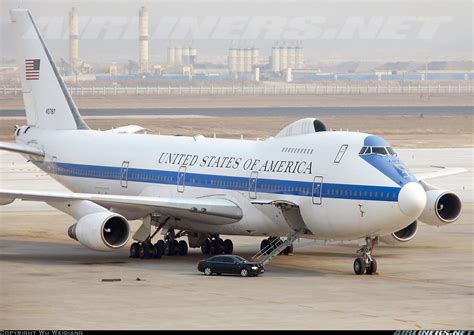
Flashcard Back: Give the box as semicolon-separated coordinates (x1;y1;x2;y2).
240;268;248;277
204;267;212;276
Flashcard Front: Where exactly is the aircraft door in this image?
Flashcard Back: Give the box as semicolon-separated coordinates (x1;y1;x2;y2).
177;166;186;193
120;161;129;188
312;176;323;205
249;171;258;199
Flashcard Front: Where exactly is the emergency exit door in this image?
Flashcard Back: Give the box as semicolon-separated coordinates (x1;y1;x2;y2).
312;176;323;205
120;161;129;188
177;166;186;193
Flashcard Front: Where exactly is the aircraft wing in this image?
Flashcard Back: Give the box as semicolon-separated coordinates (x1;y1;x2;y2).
416;167;467;181
0;189;243;224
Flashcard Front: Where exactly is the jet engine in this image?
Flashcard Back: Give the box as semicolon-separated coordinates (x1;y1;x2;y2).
68;212;130;251
379;221;418;245
418;189;462;226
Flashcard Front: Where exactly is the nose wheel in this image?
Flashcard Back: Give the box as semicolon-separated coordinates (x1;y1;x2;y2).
354;237;378;275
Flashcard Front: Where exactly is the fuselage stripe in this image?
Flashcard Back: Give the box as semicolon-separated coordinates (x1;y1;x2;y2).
38;161;400;202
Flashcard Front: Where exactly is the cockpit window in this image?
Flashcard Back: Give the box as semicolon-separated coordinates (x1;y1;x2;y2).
386;147;397;156
360;146;396;156
371;147;388;155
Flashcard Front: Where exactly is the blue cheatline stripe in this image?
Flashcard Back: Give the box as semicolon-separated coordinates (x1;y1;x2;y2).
37;161;400;202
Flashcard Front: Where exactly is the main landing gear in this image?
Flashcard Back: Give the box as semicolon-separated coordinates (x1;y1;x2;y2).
130;228;189;259
353;237;378;275
200;234;234;255
260;237;294;255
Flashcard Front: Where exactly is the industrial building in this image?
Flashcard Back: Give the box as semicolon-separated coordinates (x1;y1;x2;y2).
228;48;260;74
271;42;304;73
138;6;149;74
69;7;79;69
167;47;197;66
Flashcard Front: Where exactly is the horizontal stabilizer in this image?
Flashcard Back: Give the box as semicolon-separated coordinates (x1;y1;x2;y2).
0;141;44;157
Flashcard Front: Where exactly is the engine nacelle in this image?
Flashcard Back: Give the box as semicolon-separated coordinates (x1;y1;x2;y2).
379;221;418;245
0;197;14;205
68;212;130;251
418;190;462;226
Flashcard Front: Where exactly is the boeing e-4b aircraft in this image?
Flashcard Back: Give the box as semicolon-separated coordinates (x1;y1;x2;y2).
0;9;463;274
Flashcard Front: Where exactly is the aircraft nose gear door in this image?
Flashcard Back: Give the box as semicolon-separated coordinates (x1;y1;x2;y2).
177;166;186;193
249;171;258;199
120;161;129;188
312;176;323;205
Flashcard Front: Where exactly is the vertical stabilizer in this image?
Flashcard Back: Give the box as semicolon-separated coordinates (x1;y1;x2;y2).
10;9;88;130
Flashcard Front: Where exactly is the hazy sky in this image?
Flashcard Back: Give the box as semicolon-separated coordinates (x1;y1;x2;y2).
1;0;472;64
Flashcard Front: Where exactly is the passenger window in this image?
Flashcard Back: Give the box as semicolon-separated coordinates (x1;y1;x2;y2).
334;144;348;163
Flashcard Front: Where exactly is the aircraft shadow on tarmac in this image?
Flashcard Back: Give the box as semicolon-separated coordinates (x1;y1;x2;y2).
0;239;325;277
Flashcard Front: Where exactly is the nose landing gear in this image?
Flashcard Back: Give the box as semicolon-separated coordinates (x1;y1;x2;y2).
354;237;378;275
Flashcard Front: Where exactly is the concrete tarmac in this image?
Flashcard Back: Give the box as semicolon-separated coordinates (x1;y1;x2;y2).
0;149;472;330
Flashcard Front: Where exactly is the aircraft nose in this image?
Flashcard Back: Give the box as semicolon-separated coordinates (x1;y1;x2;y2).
398;182;427;218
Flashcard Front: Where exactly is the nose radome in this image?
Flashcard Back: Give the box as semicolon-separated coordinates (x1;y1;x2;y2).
398;182;427;218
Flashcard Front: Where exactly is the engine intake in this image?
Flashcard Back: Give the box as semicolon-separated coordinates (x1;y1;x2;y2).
419;190;462;226
379;221;418;245
68;212;130;251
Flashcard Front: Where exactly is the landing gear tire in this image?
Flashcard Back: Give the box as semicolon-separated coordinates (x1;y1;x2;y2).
139;243;152;259
223;239;233;255
366;259;377;275
353;257;365;275
178;240;188;256
130;242;140;258
212;239;223;255
260;239;270;255
173;240;179;255
204;267;212;276
201;239;211;255
283;244;294;255
154;240;165;259
240;268;249;277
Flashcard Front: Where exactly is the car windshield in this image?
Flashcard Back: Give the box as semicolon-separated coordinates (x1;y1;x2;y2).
233;256;247;263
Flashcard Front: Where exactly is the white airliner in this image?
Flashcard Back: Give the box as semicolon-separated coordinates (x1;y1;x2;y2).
0;9;463;275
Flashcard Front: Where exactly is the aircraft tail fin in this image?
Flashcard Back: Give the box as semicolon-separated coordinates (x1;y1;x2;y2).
10;9;88;130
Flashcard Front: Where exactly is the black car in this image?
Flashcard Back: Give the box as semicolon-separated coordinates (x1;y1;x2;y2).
197;255;265;277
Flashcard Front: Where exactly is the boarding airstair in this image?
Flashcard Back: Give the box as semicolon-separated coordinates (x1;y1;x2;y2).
251;230;302;265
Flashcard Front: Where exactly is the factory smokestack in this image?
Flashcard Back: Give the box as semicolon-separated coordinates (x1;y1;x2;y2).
69;7;79;69
138;6;149;73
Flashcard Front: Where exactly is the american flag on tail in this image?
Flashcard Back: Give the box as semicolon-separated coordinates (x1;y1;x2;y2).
25;59;40;80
